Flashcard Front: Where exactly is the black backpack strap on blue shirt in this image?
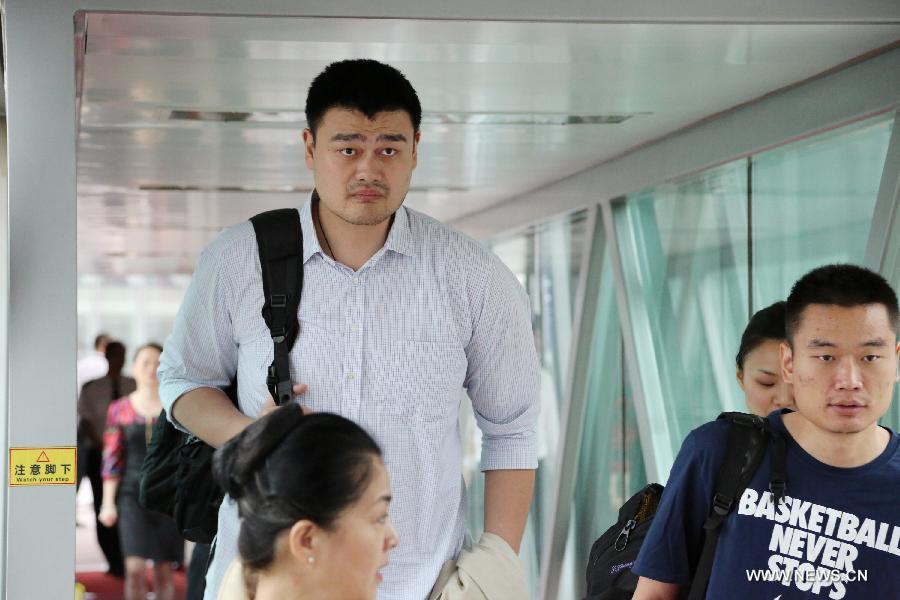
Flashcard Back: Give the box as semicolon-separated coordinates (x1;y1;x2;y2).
687;412;787;600
250;208;303;406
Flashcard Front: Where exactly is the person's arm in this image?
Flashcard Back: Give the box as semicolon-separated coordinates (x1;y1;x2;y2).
172;383;307;448
171;387;253;449
99;402;124;527
633;577;682;600
158;228;257;440
483;469;534;552
464;255;541;554
98;477;120;528
631;426;726;595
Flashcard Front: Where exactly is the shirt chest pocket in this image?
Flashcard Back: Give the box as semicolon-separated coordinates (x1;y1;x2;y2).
379;340;466;424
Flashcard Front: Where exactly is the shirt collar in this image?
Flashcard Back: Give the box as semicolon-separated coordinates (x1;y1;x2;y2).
299;196;323;265
382;203;415;258
299;191;416;264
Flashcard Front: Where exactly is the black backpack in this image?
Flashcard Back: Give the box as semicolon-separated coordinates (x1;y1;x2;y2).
583;412;787;600
139;208;304;544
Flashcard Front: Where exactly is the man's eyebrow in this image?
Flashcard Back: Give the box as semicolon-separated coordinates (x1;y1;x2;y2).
757;369;778;377
328;133;408;143
807;339;836;348
330;132;366;142
377;133;408;143
861;338;887;348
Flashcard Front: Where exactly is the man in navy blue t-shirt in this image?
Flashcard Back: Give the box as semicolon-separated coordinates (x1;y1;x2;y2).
633;264;900;600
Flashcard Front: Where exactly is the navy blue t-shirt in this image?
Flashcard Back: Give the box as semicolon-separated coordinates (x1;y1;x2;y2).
632;410;900;599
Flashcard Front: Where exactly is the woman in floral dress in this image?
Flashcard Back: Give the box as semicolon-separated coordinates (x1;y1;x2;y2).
99;343;183;600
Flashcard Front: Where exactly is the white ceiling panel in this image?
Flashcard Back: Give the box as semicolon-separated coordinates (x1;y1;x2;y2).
76;13;900;282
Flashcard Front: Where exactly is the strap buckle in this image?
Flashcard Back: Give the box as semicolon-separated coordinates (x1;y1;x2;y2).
711;493;733;516
275;380;293;406
270;294;287;308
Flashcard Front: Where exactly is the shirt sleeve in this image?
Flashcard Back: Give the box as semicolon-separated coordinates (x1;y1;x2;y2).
157;233;239;431
631;423;726;584
101;401;125;480
464;255;540;471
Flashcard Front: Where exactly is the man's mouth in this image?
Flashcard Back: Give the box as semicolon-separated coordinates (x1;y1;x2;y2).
828;400;866;416
351;188;385;201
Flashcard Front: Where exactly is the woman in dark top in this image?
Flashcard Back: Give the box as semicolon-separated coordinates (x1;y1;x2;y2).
99;343;183;600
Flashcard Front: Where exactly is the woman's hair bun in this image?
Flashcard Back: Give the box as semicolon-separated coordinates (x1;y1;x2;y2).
213;404;305;499
212;406;382;573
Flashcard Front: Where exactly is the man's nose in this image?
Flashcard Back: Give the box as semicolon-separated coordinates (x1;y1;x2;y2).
355;151;381;181
834;356;863;390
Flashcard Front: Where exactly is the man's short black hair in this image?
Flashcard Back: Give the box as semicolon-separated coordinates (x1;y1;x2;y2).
305;59;422;137
785;264;899;342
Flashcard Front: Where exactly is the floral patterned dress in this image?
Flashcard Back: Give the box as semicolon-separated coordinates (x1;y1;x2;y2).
102;396;184;561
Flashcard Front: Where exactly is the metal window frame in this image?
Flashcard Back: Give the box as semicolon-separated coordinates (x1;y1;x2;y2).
864;109;900;431
602;199;676;484
537;205;605;600
865;109;900;277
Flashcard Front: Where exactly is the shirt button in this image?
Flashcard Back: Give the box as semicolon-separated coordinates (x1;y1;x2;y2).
350;324;359;332
347;373;355;380
352;277;360;285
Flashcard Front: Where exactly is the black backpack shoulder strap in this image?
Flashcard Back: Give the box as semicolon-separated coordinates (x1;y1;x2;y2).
249;208;303;406
687;412;785;600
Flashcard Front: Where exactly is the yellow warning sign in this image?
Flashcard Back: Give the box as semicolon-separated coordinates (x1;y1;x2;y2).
9;447;77;486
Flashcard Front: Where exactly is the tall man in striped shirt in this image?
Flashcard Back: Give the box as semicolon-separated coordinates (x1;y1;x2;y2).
159;59;540;599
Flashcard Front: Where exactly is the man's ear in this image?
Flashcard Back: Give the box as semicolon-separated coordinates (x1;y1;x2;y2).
735;367;745;387
781;342;794;384
894;341;899;383
303;129;316;170
411;130;421;169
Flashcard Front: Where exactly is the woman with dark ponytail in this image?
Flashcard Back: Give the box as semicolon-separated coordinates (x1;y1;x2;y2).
212;405;398;600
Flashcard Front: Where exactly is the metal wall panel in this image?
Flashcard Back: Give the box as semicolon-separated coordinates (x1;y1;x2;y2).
2;2;78;598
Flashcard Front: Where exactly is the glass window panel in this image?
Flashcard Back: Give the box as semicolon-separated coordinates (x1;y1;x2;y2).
751;115;895;430
532;210;588;559
564;251;648;599
460;210;587;597
618;160;750;451
751;115;893;310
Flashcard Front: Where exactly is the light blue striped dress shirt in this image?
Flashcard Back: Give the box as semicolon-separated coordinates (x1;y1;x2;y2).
158;198;540;600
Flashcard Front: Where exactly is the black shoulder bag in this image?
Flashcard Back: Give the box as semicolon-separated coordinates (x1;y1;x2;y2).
139;208;304;543
583;411;787;600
